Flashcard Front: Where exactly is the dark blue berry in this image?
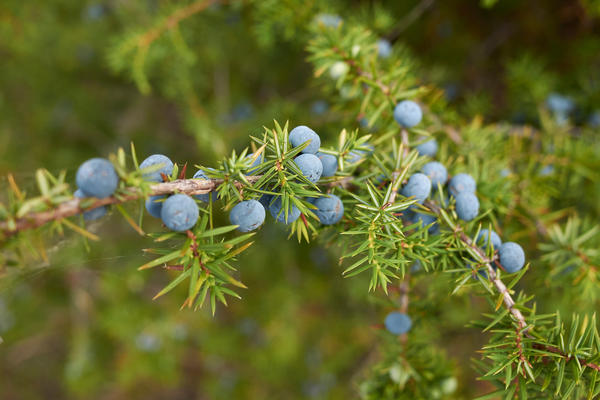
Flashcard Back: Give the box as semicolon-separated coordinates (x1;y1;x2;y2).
74;189;108;221
269;197;301;224
476;229;502;250
145;195;165;219
317;152;338;177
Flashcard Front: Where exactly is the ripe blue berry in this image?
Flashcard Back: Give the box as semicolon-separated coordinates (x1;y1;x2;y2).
400;173;432;204
160;194;199;232
315;13;342;28
421;161;448;188
393;100;422;128
413;212;439;234
347;144;374;164
377;39;392;58
145;195;165;219
476;229;502;250
313;194;344;225
546;93;574;115
192;170;216;203
246;152;263;174
416;138;438;157
76;158;119;198
448;173;476;196
289;125;321;154
294;153;323;183
258;194;273;209
74;189;108;221
139;154;174;182
498;242;525;273
229;200;266;232
317;152;338;177
269;197;301;224
455;192;479;221
384;312;412;335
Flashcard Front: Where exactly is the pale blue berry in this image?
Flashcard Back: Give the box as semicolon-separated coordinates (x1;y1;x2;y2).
476;229;502;250
160;194;199;232
546;93;574;115
229;200;266;232
400;173;431;204
498;242;525;273
269;197;301;224
74;189;108;221
246;152;263;174
421;161;447;187
317;152;338;177
139;154;174;182
315;13;342;28
416;138;438;157
289;126;321;154
448;173;476;196
313;194;344;225
377;39;392;58
455;192;479;221
393;100;422;128
294;154;323;183
76;158;119;198
384;312;412;335
145;195;165;219
413;212;438;234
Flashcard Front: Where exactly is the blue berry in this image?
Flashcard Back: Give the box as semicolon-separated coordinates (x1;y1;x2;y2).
317;152;338;177
393;100;422;128
421;161;447;188
416;138;438;157
289;126;321;154
315;13;342;28
413;212;439;234
377;39;392;58
410;260;422;273
229;200;266;232
258;194;274;209
448;173;476;196
400;173;431;204
498;242;525;273
384;312;412;335
310;100;328;115
347;144;374;164
476;229;502;250
269;197;301;224
294;154;323;183
145;195;165;219
455;192;479;221
192;170;216;203
76;158;119;198
540;165;554;176
589;111;600;127
74;189;108;221
313;194;344;225
139;154;174;182
546;93;574;115
246;152;263;174
160;194;199;232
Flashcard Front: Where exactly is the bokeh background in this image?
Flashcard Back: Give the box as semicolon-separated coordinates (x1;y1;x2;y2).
1;1;599;399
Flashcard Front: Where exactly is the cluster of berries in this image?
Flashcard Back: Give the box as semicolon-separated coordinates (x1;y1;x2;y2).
230;125;344;232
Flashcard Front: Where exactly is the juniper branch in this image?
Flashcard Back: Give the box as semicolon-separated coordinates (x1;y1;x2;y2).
0;176;261;239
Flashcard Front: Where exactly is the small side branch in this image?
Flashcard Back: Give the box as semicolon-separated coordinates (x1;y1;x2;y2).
0;176;261;239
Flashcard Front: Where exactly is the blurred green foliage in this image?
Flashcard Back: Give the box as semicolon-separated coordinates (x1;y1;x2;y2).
0;1;599;399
